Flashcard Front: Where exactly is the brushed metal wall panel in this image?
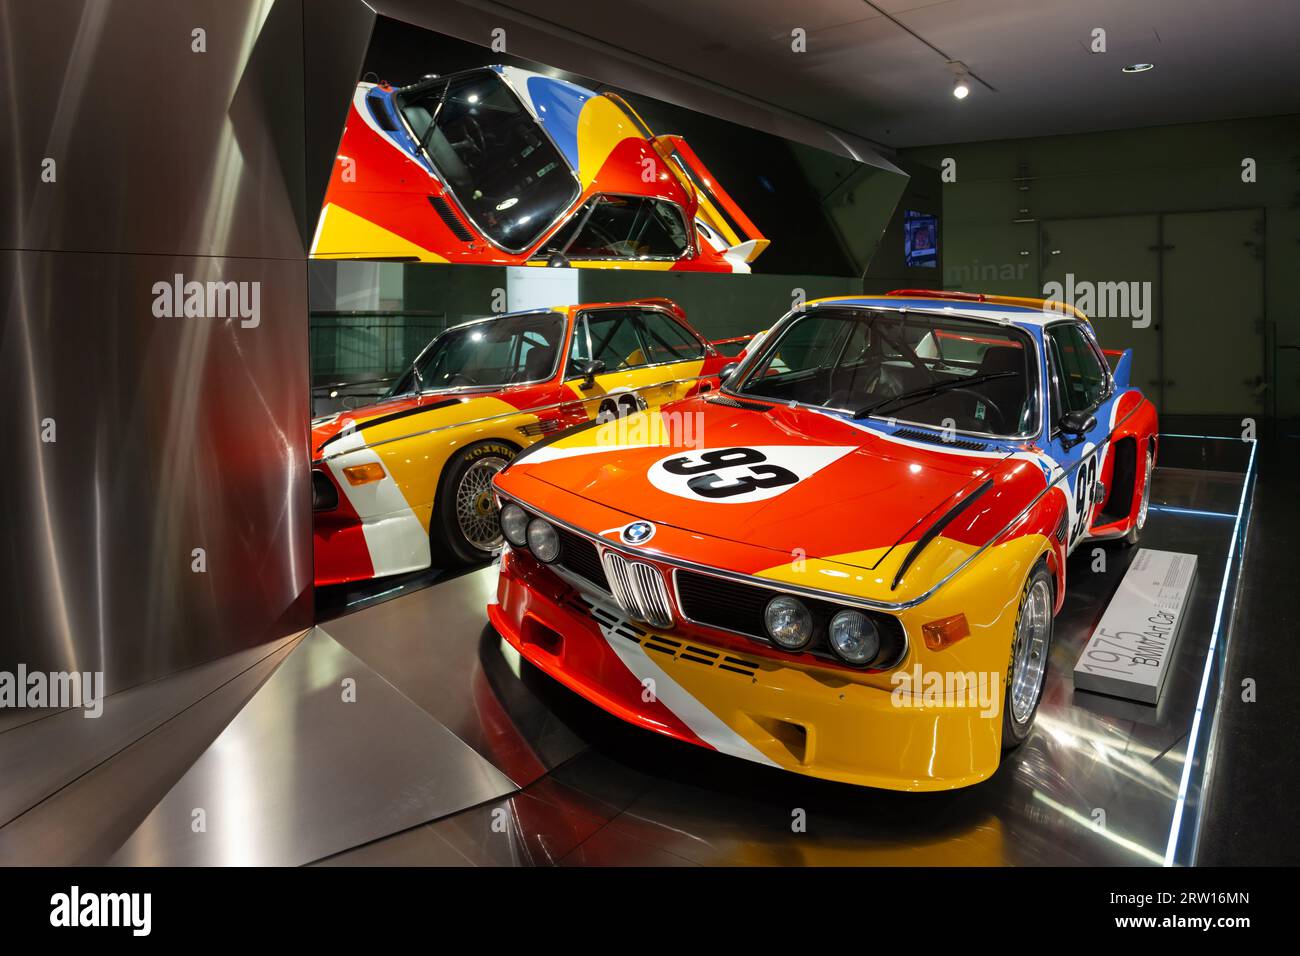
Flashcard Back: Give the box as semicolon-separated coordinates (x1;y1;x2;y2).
0;250;312;693
0;0;306;258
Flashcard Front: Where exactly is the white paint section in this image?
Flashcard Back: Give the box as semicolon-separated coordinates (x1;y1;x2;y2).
506;266;578;313
588;601;777;767
324;430;431;577
519;442;660;466
647;445;856;504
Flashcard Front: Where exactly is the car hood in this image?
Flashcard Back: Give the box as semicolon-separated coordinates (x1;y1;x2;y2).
509;397;1014;570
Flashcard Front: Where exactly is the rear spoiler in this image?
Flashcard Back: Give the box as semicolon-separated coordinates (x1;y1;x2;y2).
1104;348;1133;388
657;135;769;264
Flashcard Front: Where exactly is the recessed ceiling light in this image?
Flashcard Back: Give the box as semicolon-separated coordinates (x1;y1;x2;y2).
1122;63;1155;73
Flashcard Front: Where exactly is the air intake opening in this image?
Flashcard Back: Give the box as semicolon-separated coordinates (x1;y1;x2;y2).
749;715;809;764
521;616;563;655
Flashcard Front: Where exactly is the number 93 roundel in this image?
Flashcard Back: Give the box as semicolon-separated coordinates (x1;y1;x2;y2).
647;445;855;504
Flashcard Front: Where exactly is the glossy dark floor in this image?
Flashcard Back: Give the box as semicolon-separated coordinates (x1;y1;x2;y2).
1195;425;1300;864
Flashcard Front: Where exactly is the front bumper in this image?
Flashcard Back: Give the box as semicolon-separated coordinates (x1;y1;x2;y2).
490;547;1006;791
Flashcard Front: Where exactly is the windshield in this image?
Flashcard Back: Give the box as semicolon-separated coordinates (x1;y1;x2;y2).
391;312;566;396
398;70;579;250
733;308;1039;437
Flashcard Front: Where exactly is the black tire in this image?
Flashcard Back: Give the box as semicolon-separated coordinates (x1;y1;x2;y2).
1123;446;1155;546
429;440;517;567
1002;559;1055;750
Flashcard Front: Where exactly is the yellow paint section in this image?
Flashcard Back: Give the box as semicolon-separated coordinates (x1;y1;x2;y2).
640;533;1055;789
311;202;447;262
575;96;641;188
358;396;536;532
755;536;982;606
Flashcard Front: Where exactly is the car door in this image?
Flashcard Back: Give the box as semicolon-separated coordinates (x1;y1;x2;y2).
1042;321;1116;553
565;306;708;421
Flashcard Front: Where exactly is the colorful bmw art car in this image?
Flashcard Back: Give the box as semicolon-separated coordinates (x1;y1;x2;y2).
488;290;1159;790
311;298;736;586
312;65;767;272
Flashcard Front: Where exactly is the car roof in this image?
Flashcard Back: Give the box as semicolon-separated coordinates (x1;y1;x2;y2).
805;293;1089;328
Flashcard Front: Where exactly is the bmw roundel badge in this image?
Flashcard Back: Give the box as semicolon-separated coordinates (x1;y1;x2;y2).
621;521;655;545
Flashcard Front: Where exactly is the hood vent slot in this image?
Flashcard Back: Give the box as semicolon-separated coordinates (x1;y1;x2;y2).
707;394;774;412
892;427;987;452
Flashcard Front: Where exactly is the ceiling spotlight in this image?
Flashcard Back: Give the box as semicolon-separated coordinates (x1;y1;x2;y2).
947;60;972;100
1122;63;1155;73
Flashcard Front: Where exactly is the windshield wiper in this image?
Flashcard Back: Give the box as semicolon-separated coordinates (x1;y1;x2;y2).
853;371;1017;419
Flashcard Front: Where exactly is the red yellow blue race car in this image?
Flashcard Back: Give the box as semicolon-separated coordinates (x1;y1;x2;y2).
489;290;1159;790
311;298;737;586
312;65;767;272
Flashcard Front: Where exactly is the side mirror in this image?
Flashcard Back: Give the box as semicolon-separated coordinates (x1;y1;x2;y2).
1059;409;1096;438
719;362;740;384
576;358;605;389
546;251;571;268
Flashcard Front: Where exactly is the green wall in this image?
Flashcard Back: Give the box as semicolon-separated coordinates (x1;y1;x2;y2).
577;270;861;343
902;114;1300;417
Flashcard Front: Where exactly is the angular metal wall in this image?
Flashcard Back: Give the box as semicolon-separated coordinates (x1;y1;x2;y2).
0;0;372;693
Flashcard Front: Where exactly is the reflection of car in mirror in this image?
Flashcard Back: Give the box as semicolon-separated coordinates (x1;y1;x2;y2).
311;298;739;586
489;290;1159;790
312;65;768;272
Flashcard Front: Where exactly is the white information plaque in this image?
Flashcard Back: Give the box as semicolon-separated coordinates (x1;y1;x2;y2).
1073;548;1198;704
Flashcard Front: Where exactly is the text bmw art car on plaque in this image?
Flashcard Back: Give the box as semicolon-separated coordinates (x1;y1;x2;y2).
489;291;1158;790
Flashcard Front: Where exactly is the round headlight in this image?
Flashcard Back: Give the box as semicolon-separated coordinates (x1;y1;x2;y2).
500;503;529;548
526;518;560;563
828;610;880;666
764;595;813;651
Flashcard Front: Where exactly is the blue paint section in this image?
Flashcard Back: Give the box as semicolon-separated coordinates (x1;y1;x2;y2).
523;74;595;173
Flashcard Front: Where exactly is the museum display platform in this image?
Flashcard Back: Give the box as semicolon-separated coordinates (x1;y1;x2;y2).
0;435;1256;866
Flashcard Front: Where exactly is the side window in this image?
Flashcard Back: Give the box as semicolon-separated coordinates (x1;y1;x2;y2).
637;311;705;364
759;314;850;377
543;196;688;260
1047;323;1108;413
570;309;647;373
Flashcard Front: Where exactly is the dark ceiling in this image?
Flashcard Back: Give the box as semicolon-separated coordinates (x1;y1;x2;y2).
490;0;1300;148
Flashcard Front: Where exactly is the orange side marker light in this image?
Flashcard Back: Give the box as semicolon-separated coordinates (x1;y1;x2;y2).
342;463;386;486
921;613;970;651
